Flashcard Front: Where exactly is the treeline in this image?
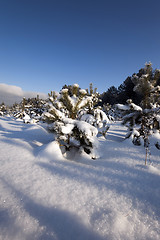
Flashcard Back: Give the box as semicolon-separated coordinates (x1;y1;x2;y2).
100;62;160;106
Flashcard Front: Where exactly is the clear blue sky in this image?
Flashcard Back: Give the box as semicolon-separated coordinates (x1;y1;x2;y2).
0;0;160;94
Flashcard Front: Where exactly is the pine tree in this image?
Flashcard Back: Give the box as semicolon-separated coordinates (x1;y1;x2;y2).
116;62;160;158
0;102;7;115
131;63;160;137
131;62;158;109
77;84;110;137
101;86;119;105
13;95;46;123
117;99;143;145
43;84;99;159
117;77;140;104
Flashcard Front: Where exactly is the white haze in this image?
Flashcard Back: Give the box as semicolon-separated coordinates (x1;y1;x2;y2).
0;83;48;105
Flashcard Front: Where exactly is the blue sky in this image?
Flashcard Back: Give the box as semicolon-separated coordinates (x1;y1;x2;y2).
0;0;160;94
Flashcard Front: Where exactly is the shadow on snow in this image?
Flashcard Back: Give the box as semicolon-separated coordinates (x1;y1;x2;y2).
0;177;105;240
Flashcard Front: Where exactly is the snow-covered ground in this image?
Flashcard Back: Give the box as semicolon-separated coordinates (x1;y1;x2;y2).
0;116;160;240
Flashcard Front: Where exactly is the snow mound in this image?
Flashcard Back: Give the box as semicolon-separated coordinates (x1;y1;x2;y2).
148;165;160;175
38;141;64;161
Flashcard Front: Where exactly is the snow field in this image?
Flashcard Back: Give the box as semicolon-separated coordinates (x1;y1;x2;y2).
0;117;160;240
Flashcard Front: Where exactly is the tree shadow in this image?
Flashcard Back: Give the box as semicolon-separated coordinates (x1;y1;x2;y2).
0;208;25;240
36;155;160;220
106;132;125;142
0;178;106;240
0;118;53;150
24;198;105;240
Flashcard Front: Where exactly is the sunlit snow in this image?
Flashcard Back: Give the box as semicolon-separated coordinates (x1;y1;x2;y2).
0;116;160;240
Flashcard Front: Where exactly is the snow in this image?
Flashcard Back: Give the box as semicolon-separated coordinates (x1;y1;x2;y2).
60;117;98;148
94;109;110;122
79;89;87;95
141;74;149;78
23;113;30;123
73;83;79;88
68;95;77;108
78;97;92;109
76;120;98;138
116;104;129;111
130;103;142;111
61;89;69;93
116;103;142;112
61;123;74;134
0;117;160;240
44;106;65;119
156;114;160;122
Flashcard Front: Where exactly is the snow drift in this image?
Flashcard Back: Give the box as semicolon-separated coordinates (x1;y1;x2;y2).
0;116;160;240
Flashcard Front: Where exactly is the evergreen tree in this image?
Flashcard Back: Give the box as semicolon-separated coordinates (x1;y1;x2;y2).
117;96;160;156
100;62;160;108
13;95;46;123
131;62;158;109
117;99;143;145
77;84;110;137
0;102;7;115
117;77;141;104
78;106;110;137
43;84;100;159
101;86;119;105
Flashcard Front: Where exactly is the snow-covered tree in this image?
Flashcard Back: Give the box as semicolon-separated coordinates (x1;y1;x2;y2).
101;86;119;105
13;96;46;123
117;99;143;145
116;63;159;149
45;84;92;120
132;62;159;109
43;84;101;159
77;83;110;136
78;107;110;137
117;97;160;160
0;102;7;116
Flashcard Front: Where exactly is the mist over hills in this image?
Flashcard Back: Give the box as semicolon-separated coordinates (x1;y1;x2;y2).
0;83;47;105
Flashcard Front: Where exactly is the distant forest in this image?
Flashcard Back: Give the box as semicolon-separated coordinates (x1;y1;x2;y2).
100;62;160;106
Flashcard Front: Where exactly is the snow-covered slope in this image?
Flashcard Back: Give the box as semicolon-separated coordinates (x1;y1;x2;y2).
0;116;160;240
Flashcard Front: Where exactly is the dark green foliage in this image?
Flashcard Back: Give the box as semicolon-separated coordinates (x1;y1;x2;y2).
132;62;160;109
101;86;119;105
101;62;160;107
118;77;141;104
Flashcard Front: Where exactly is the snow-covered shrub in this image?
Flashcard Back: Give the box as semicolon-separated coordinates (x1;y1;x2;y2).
43;84;100;159
131;62;160;109
12;96;46;123
102;103;115;121
53;117;98;158
116;62;160;153
117;99;160;152
78;108;110;137
117;100;143;144
0;102;8;116
77;84;110;137
102;103;125;121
